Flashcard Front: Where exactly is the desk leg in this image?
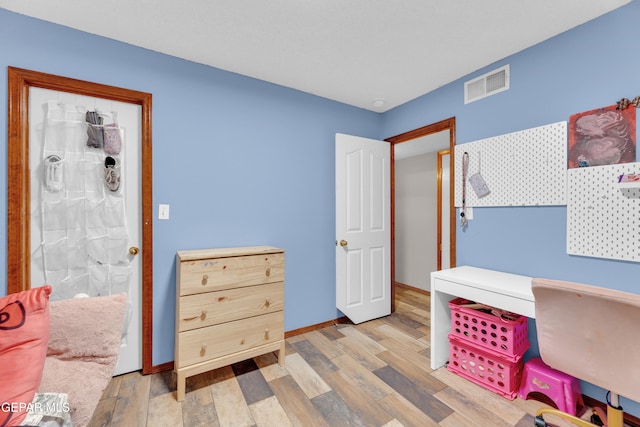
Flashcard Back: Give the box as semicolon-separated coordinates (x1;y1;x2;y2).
430;289;455;370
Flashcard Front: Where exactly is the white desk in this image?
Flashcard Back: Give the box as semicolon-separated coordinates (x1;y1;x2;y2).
430;266;535;370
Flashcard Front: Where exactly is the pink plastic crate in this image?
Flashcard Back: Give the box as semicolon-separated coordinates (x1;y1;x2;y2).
449;297;529;361
448;335;524;400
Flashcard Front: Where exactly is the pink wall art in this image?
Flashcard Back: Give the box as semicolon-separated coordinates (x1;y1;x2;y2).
568;104;636;168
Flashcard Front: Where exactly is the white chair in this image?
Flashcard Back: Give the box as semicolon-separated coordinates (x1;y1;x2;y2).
532;278;640;427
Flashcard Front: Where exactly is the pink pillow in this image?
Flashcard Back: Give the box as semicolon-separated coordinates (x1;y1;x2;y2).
0;285;52;427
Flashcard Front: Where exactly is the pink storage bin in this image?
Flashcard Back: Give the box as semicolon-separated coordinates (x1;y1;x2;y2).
448;334;524;400
449;297;529;361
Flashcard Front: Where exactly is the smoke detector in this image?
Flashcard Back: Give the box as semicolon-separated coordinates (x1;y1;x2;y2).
372;98;386;108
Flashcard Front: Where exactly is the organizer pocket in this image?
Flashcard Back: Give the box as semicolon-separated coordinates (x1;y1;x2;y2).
103;198;126;228
66;198;86;231
89;265;110;296
106;228;129;265
44;237;68;271
84;161;105;194
85;199;106;229
87;233;108;266
44;120;86;153
103;123;122;155
43;200;67;231
110;265;132;295
67;235;88;270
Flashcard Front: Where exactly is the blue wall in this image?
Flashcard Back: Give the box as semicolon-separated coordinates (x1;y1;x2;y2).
3;1;640;415
382;0;640;415
0;9;381;366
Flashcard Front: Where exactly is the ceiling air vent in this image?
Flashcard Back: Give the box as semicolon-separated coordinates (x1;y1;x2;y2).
464;64;509;104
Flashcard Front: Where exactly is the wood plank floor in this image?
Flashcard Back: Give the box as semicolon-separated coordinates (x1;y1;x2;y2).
87;287;596;427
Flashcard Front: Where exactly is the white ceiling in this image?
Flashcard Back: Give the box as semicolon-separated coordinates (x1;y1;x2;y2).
0;0;630;112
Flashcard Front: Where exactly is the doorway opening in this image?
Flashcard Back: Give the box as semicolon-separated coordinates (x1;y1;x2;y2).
437;149;451;271
386;117;456;311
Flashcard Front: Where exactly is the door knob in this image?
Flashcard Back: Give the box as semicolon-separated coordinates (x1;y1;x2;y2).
339;240;348;247
129;246;140;256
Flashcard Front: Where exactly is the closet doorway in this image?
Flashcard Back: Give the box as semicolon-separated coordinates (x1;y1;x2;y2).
386;118;456;311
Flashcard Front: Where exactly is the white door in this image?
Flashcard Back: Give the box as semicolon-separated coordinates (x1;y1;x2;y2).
29;87;142;375
335;133;391;324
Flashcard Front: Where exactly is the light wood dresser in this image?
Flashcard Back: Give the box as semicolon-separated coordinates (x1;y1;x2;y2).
174;246;285;401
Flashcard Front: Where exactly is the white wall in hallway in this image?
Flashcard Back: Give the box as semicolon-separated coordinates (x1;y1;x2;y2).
395;152;437;291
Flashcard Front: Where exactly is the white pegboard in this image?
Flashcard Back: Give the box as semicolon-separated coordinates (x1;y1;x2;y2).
567;163;640;262
454;122;567;207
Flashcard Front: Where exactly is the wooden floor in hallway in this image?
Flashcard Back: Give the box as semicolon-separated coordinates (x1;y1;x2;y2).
88;286;593;427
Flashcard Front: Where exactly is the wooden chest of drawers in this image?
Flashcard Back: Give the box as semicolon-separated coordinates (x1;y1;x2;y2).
174;246;285;401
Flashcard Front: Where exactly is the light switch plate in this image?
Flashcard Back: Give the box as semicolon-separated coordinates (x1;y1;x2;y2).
158;204;170;220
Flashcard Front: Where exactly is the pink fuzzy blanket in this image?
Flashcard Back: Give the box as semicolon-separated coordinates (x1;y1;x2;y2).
38;293;127;427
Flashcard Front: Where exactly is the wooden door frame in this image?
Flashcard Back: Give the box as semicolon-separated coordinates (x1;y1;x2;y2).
7;67;154;374
437;149;450;271
385;117;456;311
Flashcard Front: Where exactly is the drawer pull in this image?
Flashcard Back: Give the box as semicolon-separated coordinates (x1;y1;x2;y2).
240;338;246;345
265;268;271;277
265;298;271;308
217;297;226;302
201;310;207;319
201;274;209;285
200;344;207;356
183;316;198;322
264;328;270;340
